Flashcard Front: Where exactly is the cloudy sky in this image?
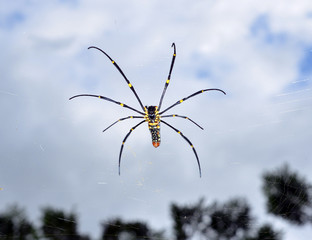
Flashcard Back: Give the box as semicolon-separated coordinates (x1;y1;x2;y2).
1;0;312;239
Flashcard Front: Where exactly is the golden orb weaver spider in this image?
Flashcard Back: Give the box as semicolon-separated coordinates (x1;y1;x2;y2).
70;43;226;177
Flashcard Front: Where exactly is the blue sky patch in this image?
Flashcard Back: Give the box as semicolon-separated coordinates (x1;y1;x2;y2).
58;0;79;7
280;48;312;93
0;11;25;30
250;14;287;45
196;69;211;79
298;47;312;76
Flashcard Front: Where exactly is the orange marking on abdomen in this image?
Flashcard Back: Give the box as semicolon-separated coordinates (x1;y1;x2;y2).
152;142;160;148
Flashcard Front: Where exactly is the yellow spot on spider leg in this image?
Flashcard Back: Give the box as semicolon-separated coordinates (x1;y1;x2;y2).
120;103;124;107
173;115;176;117
191;145;194;148
128;83;132;87
178;131;181;134
122;142;125;145
112;61;115;64
130;116;133;118
166;79;170;84
201;90;204;93
179;99;183;103
173;54;176;56
98;96;101;98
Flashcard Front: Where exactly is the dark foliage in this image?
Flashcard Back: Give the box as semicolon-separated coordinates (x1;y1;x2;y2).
0;216;14;238
41;207;88;240
0;204;37;239
101;218;164;240
170;198;206;240
2;164;311;240
262;164;312;225
207;198;252;239
245;224;281;240
171;198;254;240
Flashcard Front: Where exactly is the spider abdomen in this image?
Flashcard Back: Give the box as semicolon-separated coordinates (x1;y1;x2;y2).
145;105;161;148
149;124;161;148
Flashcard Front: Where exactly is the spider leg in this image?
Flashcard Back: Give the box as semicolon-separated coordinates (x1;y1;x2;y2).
161;120;202;177
88;46;145;111
158;43;176;110
119;120;146;175
161;114;203;130
69;94;145;115
103;116;145;132
159;88;226;115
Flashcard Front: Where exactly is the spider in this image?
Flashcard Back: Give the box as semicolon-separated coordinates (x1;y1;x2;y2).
70;43;226;177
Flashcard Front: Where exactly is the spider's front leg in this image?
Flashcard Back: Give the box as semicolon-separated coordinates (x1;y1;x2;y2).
103;116;144;132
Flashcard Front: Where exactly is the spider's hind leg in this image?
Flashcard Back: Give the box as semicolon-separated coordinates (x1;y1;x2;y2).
118;120;146;175
161;120;202;177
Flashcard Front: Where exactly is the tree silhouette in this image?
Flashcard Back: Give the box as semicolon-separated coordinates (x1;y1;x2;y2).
101;218;164;240
245;224;281;240
41;207;89;240
3;163;312;240
0;216;14;239
170;198;207;240
262;164;312;225
0;199;282;240
170;198;253;240
0;204;37;239
206;198;252;240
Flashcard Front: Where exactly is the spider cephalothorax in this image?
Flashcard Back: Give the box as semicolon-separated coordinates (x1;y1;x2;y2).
70;43;226;177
